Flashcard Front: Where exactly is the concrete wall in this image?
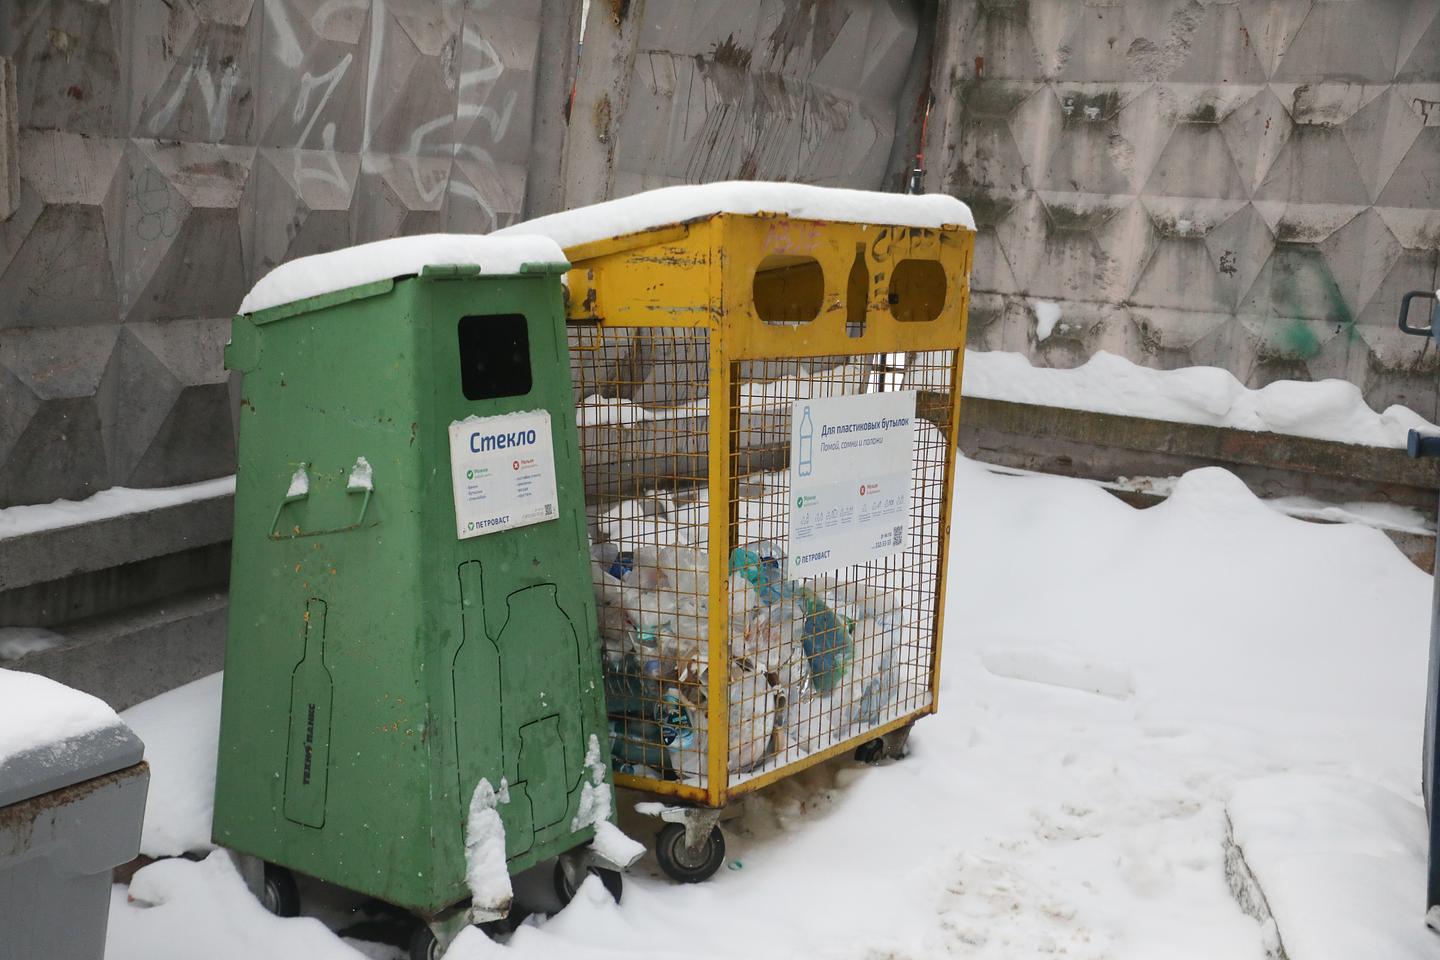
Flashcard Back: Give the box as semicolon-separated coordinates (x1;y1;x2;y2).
0;0;579;508
926;0;1440;419
0;0;931;512
564;0;934;205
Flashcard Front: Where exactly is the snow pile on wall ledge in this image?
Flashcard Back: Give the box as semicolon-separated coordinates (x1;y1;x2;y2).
0;477;235;541
0;668;122;766
494;181;975;249
0;626;66;662
238;234;569;315
961;349;1438;450
1224;773;1433;960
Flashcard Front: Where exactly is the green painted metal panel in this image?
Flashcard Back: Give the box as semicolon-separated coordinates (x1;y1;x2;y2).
213;266;608;917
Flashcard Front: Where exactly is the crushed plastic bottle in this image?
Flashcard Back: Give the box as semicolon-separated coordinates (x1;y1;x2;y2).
660;687;695;748
633;628;664;700
728;664;781;773
729;544;789;605
799;598;851;695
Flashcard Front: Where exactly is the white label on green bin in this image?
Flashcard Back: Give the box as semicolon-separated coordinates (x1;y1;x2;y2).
449;409;560;539
787;391;916;577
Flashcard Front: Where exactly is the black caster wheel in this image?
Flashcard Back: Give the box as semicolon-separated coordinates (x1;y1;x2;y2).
408;924;442;960
654;822;725;883
260;863;299;918
409;915;512;959
476;910;526;939
854;738;886;764
553;859;623;906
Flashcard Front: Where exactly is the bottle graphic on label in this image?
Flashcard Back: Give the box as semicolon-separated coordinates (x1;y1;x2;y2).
798;405;814;478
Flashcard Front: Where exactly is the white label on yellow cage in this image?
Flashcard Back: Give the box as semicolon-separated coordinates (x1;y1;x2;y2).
787;391;917;577
448;409;560;539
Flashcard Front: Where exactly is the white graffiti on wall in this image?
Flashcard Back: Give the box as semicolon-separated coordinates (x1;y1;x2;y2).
135;0;532;231
292;52;355;194
147;51;242;141
447;19;521;228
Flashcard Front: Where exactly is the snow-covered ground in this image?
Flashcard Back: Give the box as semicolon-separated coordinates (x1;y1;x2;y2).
103;457;1438;959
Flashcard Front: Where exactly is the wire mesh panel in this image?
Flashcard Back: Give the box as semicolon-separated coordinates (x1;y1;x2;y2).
573;320;958;804
572;324;717;794
723;350;955;795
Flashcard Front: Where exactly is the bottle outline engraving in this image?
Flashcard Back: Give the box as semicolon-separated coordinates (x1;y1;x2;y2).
284;598;332;828
798;405;814;478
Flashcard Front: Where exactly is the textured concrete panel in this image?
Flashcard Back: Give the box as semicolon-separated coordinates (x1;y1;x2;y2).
1;130;123;329
120;140;254;323
0;326;118;505
13;589;229;711
566;0;929;204
127;1;261;145
254;0;369;152
1;0;575;507
5;0;126;136
0;493;233;593
930;0;1440;415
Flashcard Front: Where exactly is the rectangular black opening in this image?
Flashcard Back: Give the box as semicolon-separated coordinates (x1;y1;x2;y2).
458;313;532;401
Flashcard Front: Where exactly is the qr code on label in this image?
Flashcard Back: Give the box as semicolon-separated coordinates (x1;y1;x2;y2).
892;525;904;546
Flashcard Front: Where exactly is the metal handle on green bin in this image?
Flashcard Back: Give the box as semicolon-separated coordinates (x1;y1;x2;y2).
268;464;375;540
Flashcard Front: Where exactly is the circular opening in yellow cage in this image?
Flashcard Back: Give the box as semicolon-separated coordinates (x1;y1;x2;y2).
888;259;947;323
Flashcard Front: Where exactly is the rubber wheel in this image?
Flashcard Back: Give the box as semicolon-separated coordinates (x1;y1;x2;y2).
654;822;725;883
477;909;526;938
553;859;623;906
260;864;300;918
409;918;509;959
408;924;442;960
854;738;886;764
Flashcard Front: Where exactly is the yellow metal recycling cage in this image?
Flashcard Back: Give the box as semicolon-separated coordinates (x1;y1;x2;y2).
501;188;973;881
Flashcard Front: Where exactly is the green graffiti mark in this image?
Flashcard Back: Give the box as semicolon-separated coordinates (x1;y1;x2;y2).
1278;319;1320;358
1263;244;1357;360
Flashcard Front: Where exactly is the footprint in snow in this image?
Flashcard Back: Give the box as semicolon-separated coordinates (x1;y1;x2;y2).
934;852;1113;958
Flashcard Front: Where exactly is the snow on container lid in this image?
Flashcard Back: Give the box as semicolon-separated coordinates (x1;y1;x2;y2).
238;233;570;316
0;669;143;807
491;181;976;251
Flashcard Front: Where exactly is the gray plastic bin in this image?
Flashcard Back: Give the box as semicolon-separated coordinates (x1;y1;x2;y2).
0;717;149;960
